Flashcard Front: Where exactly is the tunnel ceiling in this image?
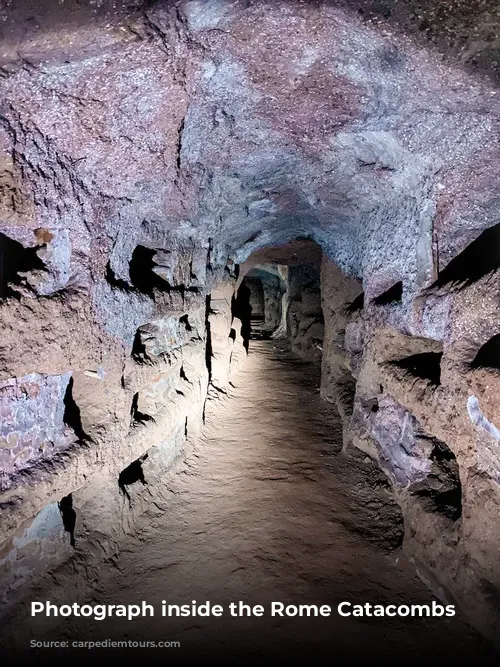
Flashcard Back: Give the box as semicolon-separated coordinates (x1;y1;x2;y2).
1;0;500;297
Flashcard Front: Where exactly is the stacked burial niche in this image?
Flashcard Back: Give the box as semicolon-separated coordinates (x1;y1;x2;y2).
1;0;500;651
0;227;213;613
0;210;500;651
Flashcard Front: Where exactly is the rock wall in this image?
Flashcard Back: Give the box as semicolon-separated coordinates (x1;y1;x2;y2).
320;257;363;439
288;263;324;363
0;234;245;614
1;0;500;650
319;241;500;645
262;278;283;331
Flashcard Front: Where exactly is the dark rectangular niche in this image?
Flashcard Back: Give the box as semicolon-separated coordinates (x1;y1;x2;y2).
119;456;148;505
391;351;443;387
345;292;364;314
372;281;403;305
129;245;168;295
433;222;500;289
0;232;46;299
471;334;500;371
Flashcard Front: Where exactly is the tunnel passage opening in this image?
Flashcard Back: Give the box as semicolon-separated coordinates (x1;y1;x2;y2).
242;268;287;341
119;456;148;506
471;334;500;371
235;239;325;359
0;233;46;299
433;222;500;290
58;494;76;547
244;276;265;322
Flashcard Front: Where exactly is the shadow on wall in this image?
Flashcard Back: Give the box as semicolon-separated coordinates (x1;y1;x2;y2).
63;377;89;442
0;233;47;299
345;291;364;314
372;281;403;306
432;222;500;290
119;455;148;507
58;494;76;548
232;282;252;352
471;335;500;370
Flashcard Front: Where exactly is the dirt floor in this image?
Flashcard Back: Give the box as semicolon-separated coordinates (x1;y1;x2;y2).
2;339;498;662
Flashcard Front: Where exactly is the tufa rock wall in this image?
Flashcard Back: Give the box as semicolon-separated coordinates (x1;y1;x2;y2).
0;235;246;614
319;243;500;645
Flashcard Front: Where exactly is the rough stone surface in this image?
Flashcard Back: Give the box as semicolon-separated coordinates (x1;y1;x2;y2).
0;503;71;610
1;341;496;662
1;0;500;653
0;373;75;492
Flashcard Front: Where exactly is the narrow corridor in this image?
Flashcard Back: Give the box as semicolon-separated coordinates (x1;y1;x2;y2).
6;341;495;661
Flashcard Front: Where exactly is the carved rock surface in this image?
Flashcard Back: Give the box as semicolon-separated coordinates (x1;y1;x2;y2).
1;0;500;655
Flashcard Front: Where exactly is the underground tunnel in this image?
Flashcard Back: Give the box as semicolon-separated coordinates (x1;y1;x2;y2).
1;0;500;662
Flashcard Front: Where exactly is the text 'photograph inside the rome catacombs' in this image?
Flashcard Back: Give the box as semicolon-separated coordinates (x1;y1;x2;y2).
1;0;500;662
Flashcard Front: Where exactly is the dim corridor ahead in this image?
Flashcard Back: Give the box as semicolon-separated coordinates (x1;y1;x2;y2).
8;341;496;661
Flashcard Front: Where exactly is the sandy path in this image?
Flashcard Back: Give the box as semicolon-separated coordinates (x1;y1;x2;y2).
3;341;497;661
